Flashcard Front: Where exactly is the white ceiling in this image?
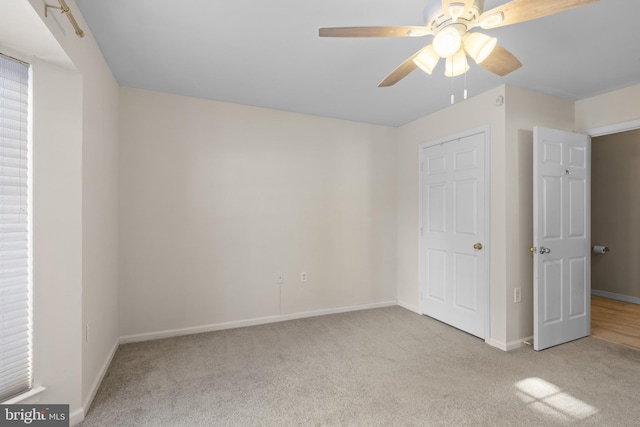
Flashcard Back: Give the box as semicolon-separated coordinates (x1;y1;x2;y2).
75;0;640;127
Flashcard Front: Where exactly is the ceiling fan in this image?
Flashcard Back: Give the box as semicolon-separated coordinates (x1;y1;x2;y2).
319;0;599;87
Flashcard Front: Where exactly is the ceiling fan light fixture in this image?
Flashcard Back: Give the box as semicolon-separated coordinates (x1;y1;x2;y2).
479;12;504;29
433;27;462;58
413;45;440;74
464;32;497;64
445;49;469;77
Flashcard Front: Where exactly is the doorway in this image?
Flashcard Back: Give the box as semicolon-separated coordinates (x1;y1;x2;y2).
589;127;640;349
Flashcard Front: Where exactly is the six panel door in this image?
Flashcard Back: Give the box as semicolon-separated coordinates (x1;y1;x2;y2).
420;131;487;339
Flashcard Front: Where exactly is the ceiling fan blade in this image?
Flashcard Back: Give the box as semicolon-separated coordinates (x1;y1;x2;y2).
319;26;431;38
479;44;522;76
378;47;429;87
479;0;598;29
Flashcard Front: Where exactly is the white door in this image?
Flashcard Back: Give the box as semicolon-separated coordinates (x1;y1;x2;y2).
419;130;487;339
533;126;591;351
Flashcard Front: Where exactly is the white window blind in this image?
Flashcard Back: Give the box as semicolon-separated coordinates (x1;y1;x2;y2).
0;53;31;402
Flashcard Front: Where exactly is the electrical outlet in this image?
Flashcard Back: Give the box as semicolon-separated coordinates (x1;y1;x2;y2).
301;272;307;282
514;288;522;303
276;273;284;284
85;322;90;342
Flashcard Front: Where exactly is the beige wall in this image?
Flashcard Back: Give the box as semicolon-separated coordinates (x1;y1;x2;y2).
31;58;84;415
118;88;397;338
575;83;640;132
75;36;120;419
591;129;640;299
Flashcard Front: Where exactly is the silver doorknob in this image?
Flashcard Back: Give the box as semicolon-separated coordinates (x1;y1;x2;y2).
539;246;551;254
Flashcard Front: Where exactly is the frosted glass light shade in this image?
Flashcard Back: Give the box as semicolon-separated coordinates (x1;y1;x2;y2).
413;45;440;74
464;32;497;64
445;49;469;77
433;27;462;58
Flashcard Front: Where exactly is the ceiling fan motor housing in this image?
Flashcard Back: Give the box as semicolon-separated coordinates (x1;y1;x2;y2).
423;0;484;33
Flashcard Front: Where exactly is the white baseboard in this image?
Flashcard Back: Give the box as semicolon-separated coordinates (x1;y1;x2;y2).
591;289;640;305
397;300;420;314
486;336;532;352
485;337;508;351
120;300;397;344
82;337;119;416
507;336;533;351
70;408;84;426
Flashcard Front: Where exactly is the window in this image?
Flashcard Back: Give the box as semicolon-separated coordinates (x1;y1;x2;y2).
0;53;31;401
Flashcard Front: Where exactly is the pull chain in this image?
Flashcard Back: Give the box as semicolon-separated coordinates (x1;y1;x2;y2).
464;66;468;100
450;54;455;105
451;65;456;105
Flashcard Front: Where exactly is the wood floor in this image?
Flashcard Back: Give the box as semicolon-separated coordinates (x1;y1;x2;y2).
591;295;640;350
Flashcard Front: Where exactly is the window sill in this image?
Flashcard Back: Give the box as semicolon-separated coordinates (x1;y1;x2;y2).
2;386;46;404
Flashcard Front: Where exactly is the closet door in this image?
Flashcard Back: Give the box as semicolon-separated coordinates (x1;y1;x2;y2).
420;130;487;338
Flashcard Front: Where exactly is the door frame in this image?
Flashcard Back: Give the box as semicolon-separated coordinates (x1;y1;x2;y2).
418;125;491;340
584;119;640;138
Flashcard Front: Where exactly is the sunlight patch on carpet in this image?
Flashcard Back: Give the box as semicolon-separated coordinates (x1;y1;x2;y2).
515;377;598;421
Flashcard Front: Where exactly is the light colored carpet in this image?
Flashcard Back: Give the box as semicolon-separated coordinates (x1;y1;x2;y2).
81;306;640;426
